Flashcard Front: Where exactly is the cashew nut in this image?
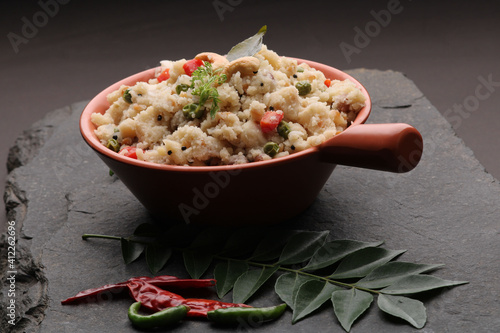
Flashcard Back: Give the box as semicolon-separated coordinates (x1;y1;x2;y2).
223;56;260;81
195;52;228;71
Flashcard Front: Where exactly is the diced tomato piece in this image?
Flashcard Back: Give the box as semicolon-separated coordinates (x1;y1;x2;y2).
324;79;331;87
183;58;204;76
260;111;284;133
157;68;170;82
119;147;137;159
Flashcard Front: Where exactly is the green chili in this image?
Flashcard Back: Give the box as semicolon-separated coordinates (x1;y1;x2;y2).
183;103;204;119
263;142;279;157
127;302;189;329
297;66;304;73
295;81;311;96
176;83;190;94
207;303;286;325
106;138;120;152
123;89;133;103
277;121;291;139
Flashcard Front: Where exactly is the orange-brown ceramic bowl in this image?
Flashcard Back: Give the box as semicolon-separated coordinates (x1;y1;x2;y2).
80;58;423;225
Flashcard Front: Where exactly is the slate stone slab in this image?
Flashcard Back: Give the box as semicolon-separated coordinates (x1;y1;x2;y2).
1;69;499;332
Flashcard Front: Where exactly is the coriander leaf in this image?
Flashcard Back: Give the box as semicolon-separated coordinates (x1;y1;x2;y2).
226;25;267;62
189;61;227;118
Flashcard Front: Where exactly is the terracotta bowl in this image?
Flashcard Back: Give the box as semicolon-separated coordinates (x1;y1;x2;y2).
80;59;423;226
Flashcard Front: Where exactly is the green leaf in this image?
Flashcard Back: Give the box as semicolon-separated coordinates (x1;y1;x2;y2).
377;294;426;329
331;288;373;332
329;247;406;279
250;229;298;262
380;274;469;295
226;25;267;62
213;261;249;298
145;244;172;274
292;280;341;324
275;272;317;310
120;238;145;264
183;251;213;279
303;240;384;271
355;262;444;289
278;231;329;265
233;266;279;304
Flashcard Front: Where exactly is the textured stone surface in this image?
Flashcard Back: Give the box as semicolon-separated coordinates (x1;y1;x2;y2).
1;69;499;332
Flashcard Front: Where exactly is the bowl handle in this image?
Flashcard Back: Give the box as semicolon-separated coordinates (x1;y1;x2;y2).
318;123;423;173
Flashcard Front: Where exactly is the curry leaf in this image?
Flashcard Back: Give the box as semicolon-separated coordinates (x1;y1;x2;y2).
278;231;329;265
145;244;172;274
226;25;267;62
331;288;373;332
183;251;213;279
329;247;406;279
250;229;298;261
292;280;341;324
120;238;145;264
233;266;279;304
214;261;249;298
377;294;427;329
303;240;384;271
84;228;468;332
380;274;469;295
275;272;316;310
356;262;444;289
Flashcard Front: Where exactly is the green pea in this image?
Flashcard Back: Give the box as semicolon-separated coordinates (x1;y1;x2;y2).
277;121;291;139
123;89;133;103
175;84;190;94
183;103;204;119
207;303;287;325
106;138;120;152
128;302;189;329
263;142;279;157
295;81;311;96
297;66;304;73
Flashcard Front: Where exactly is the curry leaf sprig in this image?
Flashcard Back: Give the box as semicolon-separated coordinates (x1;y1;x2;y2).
82;225;467;332
188;61;227;118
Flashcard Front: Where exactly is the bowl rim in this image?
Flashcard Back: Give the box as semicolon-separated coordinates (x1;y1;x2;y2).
80;57;372;172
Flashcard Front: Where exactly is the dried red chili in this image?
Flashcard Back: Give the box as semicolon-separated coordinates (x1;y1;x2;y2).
61;275;215;304
127;280;251;318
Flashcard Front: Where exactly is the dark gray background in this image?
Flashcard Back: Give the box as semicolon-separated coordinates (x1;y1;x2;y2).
1;0;499;232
